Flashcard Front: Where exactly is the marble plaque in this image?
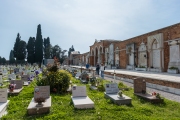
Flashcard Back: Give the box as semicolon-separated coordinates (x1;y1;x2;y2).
105;83;119;94
139;52;147;66
170;45;180;62
10;80;23;89
129;53;134;65
152;50;160;68
34;86;50;99
0;88;7;102
72;86;87;97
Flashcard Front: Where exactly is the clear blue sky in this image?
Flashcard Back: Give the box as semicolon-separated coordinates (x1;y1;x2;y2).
0;0;180;60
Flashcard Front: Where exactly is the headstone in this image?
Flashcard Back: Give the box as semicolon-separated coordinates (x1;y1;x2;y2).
27;86;51;115
72;86;87;97
0;88;9;118
0;88;7;103
71;86;94;109
34;86;50;99
10;80;23;89
133;77;146;93
0;75;2;84
105;83;119;94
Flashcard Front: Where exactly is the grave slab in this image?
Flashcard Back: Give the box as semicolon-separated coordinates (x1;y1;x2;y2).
134;93;163;103
8;88;23;95
71;96;94;109
27;96;51;115
0;100;10;118
104;93;131;105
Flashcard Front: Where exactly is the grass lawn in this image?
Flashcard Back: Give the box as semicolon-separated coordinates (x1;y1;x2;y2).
1;78;180;120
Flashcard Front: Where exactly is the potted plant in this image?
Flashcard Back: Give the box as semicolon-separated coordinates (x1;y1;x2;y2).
168;66;179;74
117;90;124;98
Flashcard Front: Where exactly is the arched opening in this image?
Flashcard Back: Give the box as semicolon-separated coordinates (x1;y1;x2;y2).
152;39;160;68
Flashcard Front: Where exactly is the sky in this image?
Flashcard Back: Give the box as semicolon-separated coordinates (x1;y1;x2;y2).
0;0;180;60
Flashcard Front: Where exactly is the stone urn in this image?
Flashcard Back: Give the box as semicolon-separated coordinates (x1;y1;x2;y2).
35;97;46;107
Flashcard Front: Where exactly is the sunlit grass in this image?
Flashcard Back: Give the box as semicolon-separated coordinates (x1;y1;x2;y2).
1;77;180;120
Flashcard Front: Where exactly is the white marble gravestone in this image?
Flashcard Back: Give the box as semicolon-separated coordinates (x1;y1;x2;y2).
71;86;94;109
0;88;10;118
105;83;119;94
27;86;51;115
0;75;2;84
104;83;132;105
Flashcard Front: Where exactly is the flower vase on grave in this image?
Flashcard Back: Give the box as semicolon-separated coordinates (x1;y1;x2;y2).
35;97;46;107
117;90;124;98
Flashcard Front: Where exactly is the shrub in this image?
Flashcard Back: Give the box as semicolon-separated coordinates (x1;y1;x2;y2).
36;70;72;94
169;66;178;70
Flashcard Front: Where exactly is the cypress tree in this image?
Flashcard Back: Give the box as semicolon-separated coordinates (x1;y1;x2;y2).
27;37;35;64
16;40;27;63
13;33;21;59
35;24;43;66
44;37;51;59
9;50;15;64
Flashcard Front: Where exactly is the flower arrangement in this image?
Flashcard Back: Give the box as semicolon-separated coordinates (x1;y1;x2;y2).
9;84;16;92
34;97;46;103
118;90;123;97
152;92;161;98
90;77;96;86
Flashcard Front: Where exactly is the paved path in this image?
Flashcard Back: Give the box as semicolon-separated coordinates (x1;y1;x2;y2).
104;76;180;103
71;66;180;83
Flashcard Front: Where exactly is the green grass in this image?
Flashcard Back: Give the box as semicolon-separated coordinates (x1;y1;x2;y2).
1;78;180;120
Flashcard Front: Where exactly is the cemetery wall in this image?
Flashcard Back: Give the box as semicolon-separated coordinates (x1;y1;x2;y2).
111;23;180;71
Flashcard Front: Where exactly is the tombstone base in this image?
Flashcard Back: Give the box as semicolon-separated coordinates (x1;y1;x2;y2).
90;86;98;90
71;96;94;109
27;96;51;115
8;88;23;95
134;93;163;103
80;79;88;84
104;92;132;105
0;100;9;118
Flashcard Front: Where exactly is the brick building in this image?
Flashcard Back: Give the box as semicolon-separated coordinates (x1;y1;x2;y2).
66;23;180;73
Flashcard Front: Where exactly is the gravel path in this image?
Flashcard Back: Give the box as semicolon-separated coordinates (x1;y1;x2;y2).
104;76;180;103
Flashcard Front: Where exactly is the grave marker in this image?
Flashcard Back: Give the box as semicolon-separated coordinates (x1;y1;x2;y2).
10;80;23;89
105;83;119;94
0;88;7;103
34;86;50;99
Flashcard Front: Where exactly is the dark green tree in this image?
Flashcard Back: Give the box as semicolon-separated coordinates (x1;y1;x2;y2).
0;56;2;65
2;57;6;65
13;33;21;59
68;45;75;57
51;45;61;60
16;40;27;63
59;50;67;64
27;37;35;64
35;24;43;67
44;37;51;59
9;50;15;64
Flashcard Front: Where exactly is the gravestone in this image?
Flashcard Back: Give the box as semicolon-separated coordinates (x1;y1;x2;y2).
0;88;7;103
0;88;10;118
21;75;29;81
71;86;94;109
133;77;163;103
34;86;50;99
9;80;23;95
105;83;119;94
27;86;51;115
10;80;23;89
0;75;2;84
104;83;132;105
